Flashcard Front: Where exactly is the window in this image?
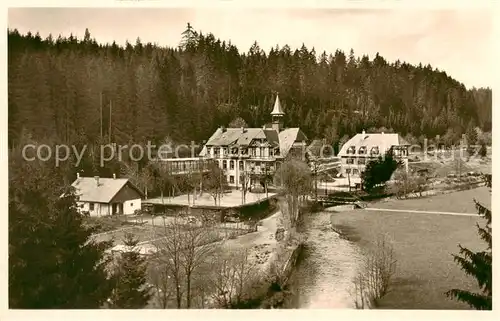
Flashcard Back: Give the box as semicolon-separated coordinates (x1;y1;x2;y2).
358;146;367;154
270;149;274;157
370;146;380;155
346;169;351;174
207;147;212;155
353;169;359;175
229;175;235;184
347;146;356;154
223;160;227;169
130;202;133;207
358;158;366;165
230;160;235;170
239;161;244;170
346;158;354;164
89;203;95;211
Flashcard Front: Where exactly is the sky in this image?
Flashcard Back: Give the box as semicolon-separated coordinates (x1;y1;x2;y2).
7;7;494;89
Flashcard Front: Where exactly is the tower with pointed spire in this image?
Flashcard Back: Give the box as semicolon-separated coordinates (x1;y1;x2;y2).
271;93;285;132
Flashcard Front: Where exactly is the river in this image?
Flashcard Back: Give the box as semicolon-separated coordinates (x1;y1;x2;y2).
283;210;364;309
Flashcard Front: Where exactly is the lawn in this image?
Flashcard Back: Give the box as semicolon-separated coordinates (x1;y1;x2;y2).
371;186;491;213
330;187;490;309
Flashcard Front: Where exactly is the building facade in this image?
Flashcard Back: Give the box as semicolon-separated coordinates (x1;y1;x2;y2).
338;131;410;178
199;94;308;188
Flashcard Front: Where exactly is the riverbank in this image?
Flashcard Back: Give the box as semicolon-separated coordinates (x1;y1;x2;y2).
330;187;489;309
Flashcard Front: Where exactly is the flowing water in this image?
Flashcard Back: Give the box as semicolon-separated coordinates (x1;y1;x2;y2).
284;211;364;309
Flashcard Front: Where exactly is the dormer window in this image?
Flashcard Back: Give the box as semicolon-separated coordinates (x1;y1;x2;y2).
370;146;380;155
346;146;356;154
358;146;367;155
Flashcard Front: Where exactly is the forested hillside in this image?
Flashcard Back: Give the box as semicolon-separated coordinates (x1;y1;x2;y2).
8;24;492;150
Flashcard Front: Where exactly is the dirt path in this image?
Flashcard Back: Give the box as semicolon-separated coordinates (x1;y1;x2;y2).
364;208;477;217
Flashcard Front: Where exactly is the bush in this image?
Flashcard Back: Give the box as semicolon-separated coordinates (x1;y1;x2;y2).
389;169;428;199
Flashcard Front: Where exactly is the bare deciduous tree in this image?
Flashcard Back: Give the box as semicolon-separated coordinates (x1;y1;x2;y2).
155;217;185;308
203;163;227;206
154;216;221;308
148;262;174;308
240;169;254;204
208;248;260;308
181;225;221;308
352;234;397;308
390;168;428;199
274;159;313;228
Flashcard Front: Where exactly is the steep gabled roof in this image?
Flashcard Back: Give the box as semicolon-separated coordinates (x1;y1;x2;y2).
338;133;410;156
200;125;307;157
70;177;143;203
278;128;308;156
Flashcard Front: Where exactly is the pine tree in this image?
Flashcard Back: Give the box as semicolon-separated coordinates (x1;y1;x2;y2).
478;143;487;158
179;22;198;51
109;233;153;308
465;121;478;146
361;150;400;192
9;142;114;308
446;174;492;310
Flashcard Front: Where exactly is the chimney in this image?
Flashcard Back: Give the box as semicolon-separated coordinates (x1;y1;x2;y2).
77;172;80;179
381;132;384;135
221;126;226;133
113;173;116;179
94;176;100;186
362;129;366;135
241;127;246;133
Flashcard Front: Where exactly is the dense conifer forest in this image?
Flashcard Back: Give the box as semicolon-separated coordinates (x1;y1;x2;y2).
8;24;492;153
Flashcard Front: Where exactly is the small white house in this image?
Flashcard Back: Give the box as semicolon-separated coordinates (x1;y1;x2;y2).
70;174;144;216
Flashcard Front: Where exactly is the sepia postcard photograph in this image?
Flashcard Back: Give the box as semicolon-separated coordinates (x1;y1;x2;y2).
2;0;496;318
